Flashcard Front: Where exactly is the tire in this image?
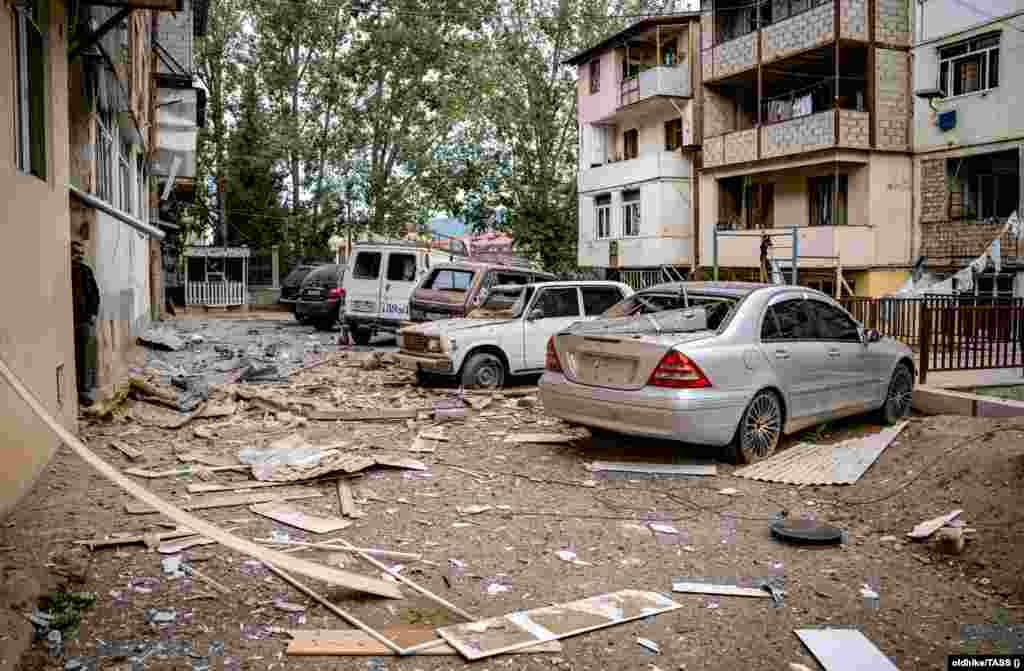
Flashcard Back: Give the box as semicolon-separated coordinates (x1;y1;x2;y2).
350;328;372;346
415;370;438;387
878;362;914;425
460;352;506;389
726;389;783;465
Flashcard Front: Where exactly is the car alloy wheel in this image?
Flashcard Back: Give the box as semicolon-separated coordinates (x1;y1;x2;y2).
738;390;782;463
883;364;913;423
461;352;505;389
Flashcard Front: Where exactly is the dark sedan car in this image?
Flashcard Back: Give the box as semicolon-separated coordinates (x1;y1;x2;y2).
295;264;346;330
280;264;319;317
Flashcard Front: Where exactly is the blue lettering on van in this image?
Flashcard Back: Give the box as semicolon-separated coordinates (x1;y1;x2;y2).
383;303;408;315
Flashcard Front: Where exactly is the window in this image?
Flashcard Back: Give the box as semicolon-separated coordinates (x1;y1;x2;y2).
762;299;815;340
948;150;1019;220
660;44;676;67
665;118;682;151
589;59;600;94
424;268;474;291
595;194;611;239
808;175;848;227
96;109;115;203
119;141;132;213
581;286;623;316
136;154;146;220
386;253;417;281
494;272;530;285
622;189;641;237
533;288;580;318
623;129;639;160
353;251;381;279
939;32;999;97
13;0;47;179
806;300;860;342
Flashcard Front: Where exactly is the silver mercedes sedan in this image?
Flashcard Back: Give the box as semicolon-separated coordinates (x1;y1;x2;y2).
539;282;915;464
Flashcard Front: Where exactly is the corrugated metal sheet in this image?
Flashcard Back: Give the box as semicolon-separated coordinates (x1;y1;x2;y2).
733;422;908;485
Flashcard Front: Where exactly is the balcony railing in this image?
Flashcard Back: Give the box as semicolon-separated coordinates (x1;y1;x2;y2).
619;62;691;106
579;151;689;194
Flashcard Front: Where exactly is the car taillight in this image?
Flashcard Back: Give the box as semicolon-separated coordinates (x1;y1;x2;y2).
648;351;710;388
545;337;562;373
327;287;345;300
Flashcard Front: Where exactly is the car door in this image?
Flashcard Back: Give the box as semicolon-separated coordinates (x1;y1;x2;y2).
380;250;419;324
521;287;584;371
805;299;880;410
758;296;829;422
345;250;383;319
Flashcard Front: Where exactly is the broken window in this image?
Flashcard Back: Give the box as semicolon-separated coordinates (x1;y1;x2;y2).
581;286;624;316
947;150;1019;220
809;175;848;227
939;32;999;97
623;129;638;160
353;251;381;279
665;118;682;151
13;0;47;180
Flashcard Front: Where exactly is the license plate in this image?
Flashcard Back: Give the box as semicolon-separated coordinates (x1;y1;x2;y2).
352;300;376;313
581;354;635;385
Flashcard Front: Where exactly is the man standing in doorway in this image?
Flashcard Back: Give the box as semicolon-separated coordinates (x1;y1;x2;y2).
71;241;99;406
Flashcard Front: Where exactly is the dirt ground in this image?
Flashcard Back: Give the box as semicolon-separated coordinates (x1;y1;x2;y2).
4;318;1024;671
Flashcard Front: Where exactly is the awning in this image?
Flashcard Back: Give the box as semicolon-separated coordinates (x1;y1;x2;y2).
69;186;166;240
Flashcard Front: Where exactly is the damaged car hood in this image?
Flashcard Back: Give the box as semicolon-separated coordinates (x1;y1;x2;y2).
404;318;517;337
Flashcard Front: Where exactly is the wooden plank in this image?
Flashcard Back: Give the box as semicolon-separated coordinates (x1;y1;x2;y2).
158;535;219;554
435;590;681;661
187;480;308;494
125;489;323;515
124;464;250;479
336;480;356;517
907;509;962;539
590;461;717;476
285;627;562;656
250;501;353;534
256;538;421;561
0;355;404;599
671;582;771;598
109;441;143;460
307;408;420;422
504;433;579;445
73;527;196;549
794;629;899;671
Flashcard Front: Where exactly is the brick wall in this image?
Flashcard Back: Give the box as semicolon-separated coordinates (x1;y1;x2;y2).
761;2;833;63
710;32;757;80
920;221;1014;262
875;0;910;46
920;159;947;223
157;0;193;75
838;110;870;148
704;135;724;167
703;87;737;137
874;48;910;150
839;0;867;40
724;129;758;164
762;110;835;158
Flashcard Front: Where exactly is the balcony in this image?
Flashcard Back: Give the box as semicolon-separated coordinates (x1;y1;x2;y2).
715;225;876;268
702;0;871;83
619;62;691;107
579;151;690;194
704;110;870;168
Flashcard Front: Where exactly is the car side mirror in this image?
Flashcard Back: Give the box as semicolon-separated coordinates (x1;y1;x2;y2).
863;328;881;344
527;309;544;321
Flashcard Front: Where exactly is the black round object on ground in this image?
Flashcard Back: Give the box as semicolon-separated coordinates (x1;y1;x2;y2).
770;519;844;545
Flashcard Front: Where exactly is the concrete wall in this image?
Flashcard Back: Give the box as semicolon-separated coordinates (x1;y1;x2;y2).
868;153;914;266
578;48;621;126
915;0;1021;43
875;48;911;150
0;0;78;518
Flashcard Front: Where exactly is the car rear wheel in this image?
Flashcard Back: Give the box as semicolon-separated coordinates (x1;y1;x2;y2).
879;362;913;425
460;352;506;389
726;390;783;465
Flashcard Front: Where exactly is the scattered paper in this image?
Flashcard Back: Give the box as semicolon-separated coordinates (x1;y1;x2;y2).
649;523;679;535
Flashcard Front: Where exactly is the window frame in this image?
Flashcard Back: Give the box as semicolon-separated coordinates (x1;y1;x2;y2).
581;285;625;316
760;297;816;342
623;128;639;160
595;194;612;240
939;32;1000;99
808;174;848;227
805;298;861;343
13;0;48;180
622;189;641;237
385;252;417;282
352;251;382;280
665;118;683;151
531;287;582;319
589;59;601;94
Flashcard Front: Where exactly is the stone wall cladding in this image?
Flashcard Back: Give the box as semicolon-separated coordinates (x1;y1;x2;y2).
921;221;1013;261
761;110;834;158
839;0;867;40
920;159;948;223
875;48;910;150
711;33;757;79
724;129;758;164
157;0;194;75
875;0;910;46
838;110;870;148
761;2;833;64
704;136;725;168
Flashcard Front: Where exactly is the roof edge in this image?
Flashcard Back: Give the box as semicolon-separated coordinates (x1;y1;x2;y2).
563;12;701;66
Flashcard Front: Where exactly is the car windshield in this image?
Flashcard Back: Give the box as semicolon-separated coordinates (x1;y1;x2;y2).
422;268;475;292
470;286;534;319
602;292;739;331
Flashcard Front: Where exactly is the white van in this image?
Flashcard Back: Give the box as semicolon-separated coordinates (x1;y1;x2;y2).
342;242;465;345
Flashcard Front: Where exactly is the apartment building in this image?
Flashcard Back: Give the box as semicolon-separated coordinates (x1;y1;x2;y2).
698;0;914;297
567;14;703;289
912;0;1024;297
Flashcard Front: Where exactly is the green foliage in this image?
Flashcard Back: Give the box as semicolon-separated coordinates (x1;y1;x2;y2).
41;590;96;637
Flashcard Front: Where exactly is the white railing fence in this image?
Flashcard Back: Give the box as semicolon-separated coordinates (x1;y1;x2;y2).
186;281;246;306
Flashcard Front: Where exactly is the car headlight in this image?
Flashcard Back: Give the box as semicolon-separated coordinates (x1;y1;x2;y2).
428;337;442;353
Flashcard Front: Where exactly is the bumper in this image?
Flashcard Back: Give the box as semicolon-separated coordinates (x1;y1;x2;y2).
394;352;455;375
295;300;338;319
538;372;749;447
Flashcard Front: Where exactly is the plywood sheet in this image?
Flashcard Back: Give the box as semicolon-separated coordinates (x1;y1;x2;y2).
251;501;352;534
794;628;900;671
285;627;562;656
436;589;681;661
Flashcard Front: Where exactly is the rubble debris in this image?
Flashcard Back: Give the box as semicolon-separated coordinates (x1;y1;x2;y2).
237;362;283;383
178;451;239;467
410;436;439;453
125;489;324;515
770;519;844;546
250;501;353;534
158;535;218;554
109;440;143;460
200;401;238;419
186;480;316;494
468;396;493;411
184;565;232;595
671;579;774;599
336;480;358;517
238;434;327;467
648;523;679;535
503;433;581;445
907;509;963;540
161;556;186;578
636;638;660;654
793;628;899;671
138;327;186;351
457;505;492;515
284;626;563;656
935;526;968;554
257;538;422;561
419;427;449;441
554;549;592;566
252;454;427;483
73;527;197;550
590;461;717;477
436;590;682;661
124;464;250;479
307;408;421;422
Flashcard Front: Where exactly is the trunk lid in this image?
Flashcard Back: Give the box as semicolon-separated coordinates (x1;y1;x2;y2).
556;321;717;391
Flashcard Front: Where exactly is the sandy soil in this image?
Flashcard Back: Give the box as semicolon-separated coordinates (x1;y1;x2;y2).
3;319;1024;671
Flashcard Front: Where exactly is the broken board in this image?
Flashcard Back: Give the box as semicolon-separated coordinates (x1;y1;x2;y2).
671;581;771;598
503;433;579;445
250;501;352;534
590;461;717;477
125;489;323;515
285;627;562;656
307;408;420;422
794;628;900;671
435;589;681;661
907;509;963;539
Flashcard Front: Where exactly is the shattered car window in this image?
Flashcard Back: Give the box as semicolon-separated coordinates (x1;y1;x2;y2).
471;286;534;319
602;292;739;331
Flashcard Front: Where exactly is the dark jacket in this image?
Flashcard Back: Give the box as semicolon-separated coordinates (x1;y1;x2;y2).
72;261;100;325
